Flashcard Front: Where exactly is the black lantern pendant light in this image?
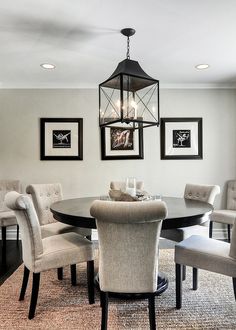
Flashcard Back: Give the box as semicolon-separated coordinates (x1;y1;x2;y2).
99;28;160;129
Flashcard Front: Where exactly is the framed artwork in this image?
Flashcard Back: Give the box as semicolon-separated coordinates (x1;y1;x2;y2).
40;118;83;160
160;117;202;160
101;124;144;160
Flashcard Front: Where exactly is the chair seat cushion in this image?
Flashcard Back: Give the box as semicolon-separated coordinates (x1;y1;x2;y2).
161;225;208;242
0;211;17;227
175;235;236;277
31;232;94;273
41;222;92;239
210;209;236;225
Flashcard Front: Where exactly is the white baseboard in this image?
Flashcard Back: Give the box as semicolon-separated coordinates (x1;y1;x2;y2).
0;227;228;241
0;226;19;240
92;229;98;241
212;228;228;240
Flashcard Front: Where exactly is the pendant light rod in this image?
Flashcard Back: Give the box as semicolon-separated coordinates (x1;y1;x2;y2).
121;28;136;60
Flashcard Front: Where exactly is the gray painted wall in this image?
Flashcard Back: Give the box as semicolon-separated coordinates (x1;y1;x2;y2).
0;88;236;238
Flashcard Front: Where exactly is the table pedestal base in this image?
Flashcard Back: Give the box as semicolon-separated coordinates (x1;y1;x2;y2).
95;272;168;299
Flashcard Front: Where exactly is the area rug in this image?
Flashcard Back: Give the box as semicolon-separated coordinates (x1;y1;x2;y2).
0;249;235;329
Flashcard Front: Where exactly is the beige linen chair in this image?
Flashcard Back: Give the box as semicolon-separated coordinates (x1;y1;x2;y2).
90;199;167;330
161;183;220;242
0;180;21;251
175;224;236;309
26;183;91;239
5;191;95;319
210;180;236;242
161;184;220;281
26;183;92;280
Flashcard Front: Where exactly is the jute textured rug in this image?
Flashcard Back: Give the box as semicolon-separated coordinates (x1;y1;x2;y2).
0;249;235;329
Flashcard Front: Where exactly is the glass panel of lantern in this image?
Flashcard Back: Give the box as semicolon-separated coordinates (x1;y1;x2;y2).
99;73;159;129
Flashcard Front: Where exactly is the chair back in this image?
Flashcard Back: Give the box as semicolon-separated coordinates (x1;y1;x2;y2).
26;183;63;225
184;183;220;206
226;180;236;211
90;200;167;293
5;192;43;271
110;181;144;191
0;180;21;211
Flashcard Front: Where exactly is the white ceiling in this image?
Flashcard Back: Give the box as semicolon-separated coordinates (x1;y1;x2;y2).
1;0;236;88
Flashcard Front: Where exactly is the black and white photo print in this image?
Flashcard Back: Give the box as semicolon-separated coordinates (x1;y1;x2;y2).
173;130;191;148
53;130;71;148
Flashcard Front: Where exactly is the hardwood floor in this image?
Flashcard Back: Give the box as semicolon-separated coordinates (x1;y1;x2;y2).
0;240;22;285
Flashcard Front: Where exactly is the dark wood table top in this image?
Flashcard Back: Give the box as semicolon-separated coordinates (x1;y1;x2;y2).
50;196;213;230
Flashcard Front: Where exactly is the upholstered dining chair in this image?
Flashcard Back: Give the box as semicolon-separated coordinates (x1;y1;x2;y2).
110;180;144;191
26;183;92;280
175;224;236;309
161;183;220;281
161;183;220;242
90;199;167;330
0;180;21;252
210;180;236;242
5;191;95;319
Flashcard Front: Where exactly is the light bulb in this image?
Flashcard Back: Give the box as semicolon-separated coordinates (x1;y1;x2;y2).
130;100;137;109
116;100;121;107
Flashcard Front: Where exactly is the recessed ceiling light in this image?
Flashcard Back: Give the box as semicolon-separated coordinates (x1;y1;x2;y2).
40;63;56;69
195;64;210;70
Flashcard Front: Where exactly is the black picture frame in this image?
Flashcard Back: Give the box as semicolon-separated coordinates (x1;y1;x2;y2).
101;125;144;160
160;117;202;160
40;118;83;160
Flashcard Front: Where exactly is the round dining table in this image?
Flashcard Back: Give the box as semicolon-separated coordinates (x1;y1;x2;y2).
50;196;213;297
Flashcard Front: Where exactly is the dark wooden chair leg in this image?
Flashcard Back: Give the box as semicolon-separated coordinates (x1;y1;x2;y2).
209;221;213;238
100;290;103;308
16;225;19;243
71;264;77;286
193;267;198;290
176;263;182;309
182;265;186;281
227;224;231;243
148;295;156;330
2;226;6;250
28;272;40;319
87;260;95;304
101;291;108;330
1;227;6;263
232;277;236;300
57;267;63;280
19;266;30;301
